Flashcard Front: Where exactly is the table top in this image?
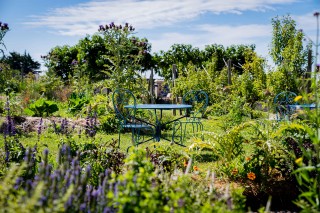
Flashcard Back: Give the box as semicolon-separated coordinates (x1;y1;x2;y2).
288;104;317;109
125;104;192;110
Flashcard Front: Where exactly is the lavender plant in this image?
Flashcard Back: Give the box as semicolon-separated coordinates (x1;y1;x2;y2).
85;105;98;138
0;145;246;212
3;97;25;164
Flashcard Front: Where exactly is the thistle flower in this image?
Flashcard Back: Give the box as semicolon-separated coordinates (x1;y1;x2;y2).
99;25;105;31
3;23;8;29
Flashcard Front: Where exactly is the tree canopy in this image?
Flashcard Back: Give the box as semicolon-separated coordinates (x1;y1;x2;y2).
2;51;40;75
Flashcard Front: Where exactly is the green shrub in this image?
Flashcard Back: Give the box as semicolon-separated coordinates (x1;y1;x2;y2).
99;113;118;133
24;98;59;117
68;92;89;114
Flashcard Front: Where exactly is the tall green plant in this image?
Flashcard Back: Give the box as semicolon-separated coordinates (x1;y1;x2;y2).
0;21;9;57
269;15;309;93
283;117;320;211
98;22;151;90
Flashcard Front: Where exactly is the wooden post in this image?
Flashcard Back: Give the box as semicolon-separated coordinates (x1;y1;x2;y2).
227;59;232;85
172;64;177;116
307;49;312;93
149;68;154;104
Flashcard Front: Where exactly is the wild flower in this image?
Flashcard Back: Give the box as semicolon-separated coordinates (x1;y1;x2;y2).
71;59;78;65
4;97;16;137
85;105;98;137
193;165;199;171
247;172;256;180
295;157;303;164
183;159;188;167
61;118;68;134
231;168;238;175
51;120;57;133
37;118;43;141
0;22;9;31
294;95;303;102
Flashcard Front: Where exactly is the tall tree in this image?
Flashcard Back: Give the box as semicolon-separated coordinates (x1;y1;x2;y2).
97;22;151;89
4;51;40;75
154;43;256;81
153;44;203;80
269;15;308;92
44;23;151;88
43;45;79;82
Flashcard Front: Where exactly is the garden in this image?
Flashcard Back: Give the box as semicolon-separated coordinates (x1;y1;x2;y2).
0;14;319;212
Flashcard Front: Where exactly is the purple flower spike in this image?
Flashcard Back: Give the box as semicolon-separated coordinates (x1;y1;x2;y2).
38;118;43;136
86;165;92;175
44;148;49;156
80;203;86;211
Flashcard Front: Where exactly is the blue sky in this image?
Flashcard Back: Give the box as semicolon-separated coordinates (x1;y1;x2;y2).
1;0;319;71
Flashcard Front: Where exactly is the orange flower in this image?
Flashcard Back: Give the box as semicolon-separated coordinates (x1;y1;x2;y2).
247;172;256;180
183;160;188;167
231;168;238;175
245;157;251;161
193;166;199;171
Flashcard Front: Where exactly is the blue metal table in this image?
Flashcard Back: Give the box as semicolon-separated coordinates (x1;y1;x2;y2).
288;104;317;110
125;104;192;145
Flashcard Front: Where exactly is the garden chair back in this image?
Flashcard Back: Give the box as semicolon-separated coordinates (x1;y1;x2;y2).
112;88;154;148
273;91;297;121
172;90;208;144
182;90;209;120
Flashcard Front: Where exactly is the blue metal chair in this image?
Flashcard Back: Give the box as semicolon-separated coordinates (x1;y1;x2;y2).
172;90;209;144
273;91;297;121
112;89;154;148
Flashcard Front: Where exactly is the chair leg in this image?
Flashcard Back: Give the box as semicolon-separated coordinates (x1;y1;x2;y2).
199;122;204;141
118;128;121;148
172;121;182;143
131;128;135;146
183;123;188;142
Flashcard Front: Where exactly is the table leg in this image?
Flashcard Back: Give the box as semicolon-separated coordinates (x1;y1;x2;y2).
155;121;161;142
